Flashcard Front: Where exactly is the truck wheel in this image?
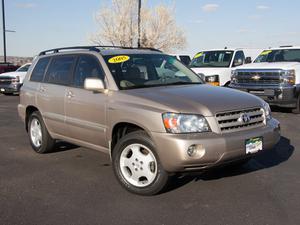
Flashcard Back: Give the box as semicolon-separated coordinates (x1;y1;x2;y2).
292;94;300;114
28;111;55;153
112;131;169;195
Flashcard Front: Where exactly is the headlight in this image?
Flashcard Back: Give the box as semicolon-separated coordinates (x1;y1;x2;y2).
282;70;295;85
231;70;238;84
262;101;271;121
162;113;210;133
205;75;220;86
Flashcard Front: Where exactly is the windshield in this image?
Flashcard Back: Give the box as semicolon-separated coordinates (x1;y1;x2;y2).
103;54;203;90
17;64;31;72
254;49;300;63
189;51;234;68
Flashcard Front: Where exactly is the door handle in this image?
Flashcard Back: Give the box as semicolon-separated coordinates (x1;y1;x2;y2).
66;91;75;99
39;86;45;92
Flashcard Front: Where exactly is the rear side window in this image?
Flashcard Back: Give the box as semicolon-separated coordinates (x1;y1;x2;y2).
73;55;104;88
30;57;50;82
45;56;76;85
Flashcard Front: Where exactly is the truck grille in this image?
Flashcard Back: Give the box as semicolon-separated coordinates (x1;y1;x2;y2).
236;70;281;85
0;77;13;85
216;108;265;133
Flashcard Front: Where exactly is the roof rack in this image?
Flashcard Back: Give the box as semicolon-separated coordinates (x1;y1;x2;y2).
39;46;101;56
279;45;293;48
38;45;162;56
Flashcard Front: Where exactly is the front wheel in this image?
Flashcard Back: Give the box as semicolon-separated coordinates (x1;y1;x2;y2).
112;131;169;195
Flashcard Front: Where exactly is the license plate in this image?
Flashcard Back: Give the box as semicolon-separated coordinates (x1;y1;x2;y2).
246;137;263;154
0;88;5;92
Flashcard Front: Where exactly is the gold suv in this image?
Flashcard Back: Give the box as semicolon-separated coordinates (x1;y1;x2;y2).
18;46;281;195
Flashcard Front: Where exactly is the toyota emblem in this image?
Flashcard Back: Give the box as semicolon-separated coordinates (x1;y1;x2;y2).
238;113;251;124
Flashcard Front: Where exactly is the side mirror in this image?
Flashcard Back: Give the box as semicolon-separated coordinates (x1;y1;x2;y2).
84;78;105;92
233;58;243;67
245;57;252;64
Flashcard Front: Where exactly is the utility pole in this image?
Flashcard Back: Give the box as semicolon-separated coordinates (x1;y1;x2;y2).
137;0;141;48
2;0;6;63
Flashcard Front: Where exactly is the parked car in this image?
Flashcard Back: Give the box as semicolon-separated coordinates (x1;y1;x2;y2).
18;46;280;195
189;48;262;86
172;54;192;66
0;62;19;74
0;63;32;95
230;46;300;114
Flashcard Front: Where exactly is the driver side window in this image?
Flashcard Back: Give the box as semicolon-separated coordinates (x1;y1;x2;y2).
73;55;104;88
232;51;245;67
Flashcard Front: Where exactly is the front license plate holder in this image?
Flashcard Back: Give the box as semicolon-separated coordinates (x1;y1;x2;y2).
246;137;263;154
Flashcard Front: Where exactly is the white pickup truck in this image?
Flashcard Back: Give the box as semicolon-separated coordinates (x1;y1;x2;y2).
230;46;300;113
0;63;31;95
189;48;262;86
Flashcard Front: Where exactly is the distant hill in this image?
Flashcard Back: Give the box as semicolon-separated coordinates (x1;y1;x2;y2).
0;56;33;66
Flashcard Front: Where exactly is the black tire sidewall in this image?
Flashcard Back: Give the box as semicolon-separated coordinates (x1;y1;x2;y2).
28;111;53;153
112;131;169;196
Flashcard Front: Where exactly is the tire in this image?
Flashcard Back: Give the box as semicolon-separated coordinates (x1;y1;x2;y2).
112;131;169;195
292;94;300;114
28;111;55;153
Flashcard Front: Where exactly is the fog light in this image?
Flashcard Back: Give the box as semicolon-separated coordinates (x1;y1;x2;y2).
187;144;205;158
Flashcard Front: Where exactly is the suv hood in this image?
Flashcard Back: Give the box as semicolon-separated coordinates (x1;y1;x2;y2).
122;85;263;116
236;62;299;70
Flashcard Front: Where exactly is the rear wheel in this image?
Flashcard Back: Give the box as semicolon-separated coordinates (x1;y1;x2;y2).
292;94;300;114
28;111;55;153
112;131;169;195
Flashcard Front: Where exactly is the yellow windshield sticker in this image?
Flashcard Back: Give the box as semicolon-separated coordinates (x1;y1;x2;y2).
194;52;204;59
108;55;130;64
260;50;272;56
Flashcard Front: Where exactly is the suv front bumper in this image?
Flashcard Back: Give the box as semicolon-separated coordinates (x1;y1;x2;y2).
229;84;299;108
151;118;280;172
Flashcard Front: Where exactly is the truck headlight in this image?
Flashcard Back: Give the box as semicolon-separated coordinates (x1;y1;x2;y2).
205;75;220;86
282;70;295;85
231;70;238;84
162;113;210;133
262;101;271;121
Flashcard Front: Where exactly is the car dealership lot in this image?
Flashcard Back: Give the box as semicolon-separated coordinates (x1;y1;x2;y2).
0;95;299;225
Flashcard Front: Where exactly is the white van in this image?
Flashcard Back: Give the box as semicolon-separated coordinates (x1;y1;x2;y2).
189;48;262;86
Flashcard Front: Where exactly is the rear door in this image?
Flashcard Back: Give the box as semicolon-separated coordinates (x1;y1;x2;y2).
37;55;76;135
65;54;108;148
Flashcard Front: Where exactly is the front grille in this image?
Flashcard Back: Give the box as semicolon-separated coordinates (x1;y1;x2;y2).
236;70;281;85
216;108;265;133
0;77;13;85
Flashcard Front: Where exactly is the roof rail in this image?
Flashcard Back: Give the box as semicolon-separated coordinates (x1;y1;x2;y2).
38;46;101;56
279;45;293;48
38;45;162;56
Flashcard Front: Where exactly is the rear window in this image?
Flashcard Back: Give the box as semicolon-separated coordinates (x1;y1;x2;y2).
45;56;76;85
30;58;50;82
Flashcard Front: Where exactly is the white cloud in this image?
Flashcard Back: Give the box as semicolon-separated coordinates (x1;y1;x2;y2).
257;5;270;10
248;14;262;20
202;4;219;13
236;29;252;34
15;3;37;9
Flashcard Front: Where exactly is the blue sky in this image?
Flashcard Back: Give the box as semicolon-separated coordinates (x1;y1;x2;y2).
2;0;300;57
